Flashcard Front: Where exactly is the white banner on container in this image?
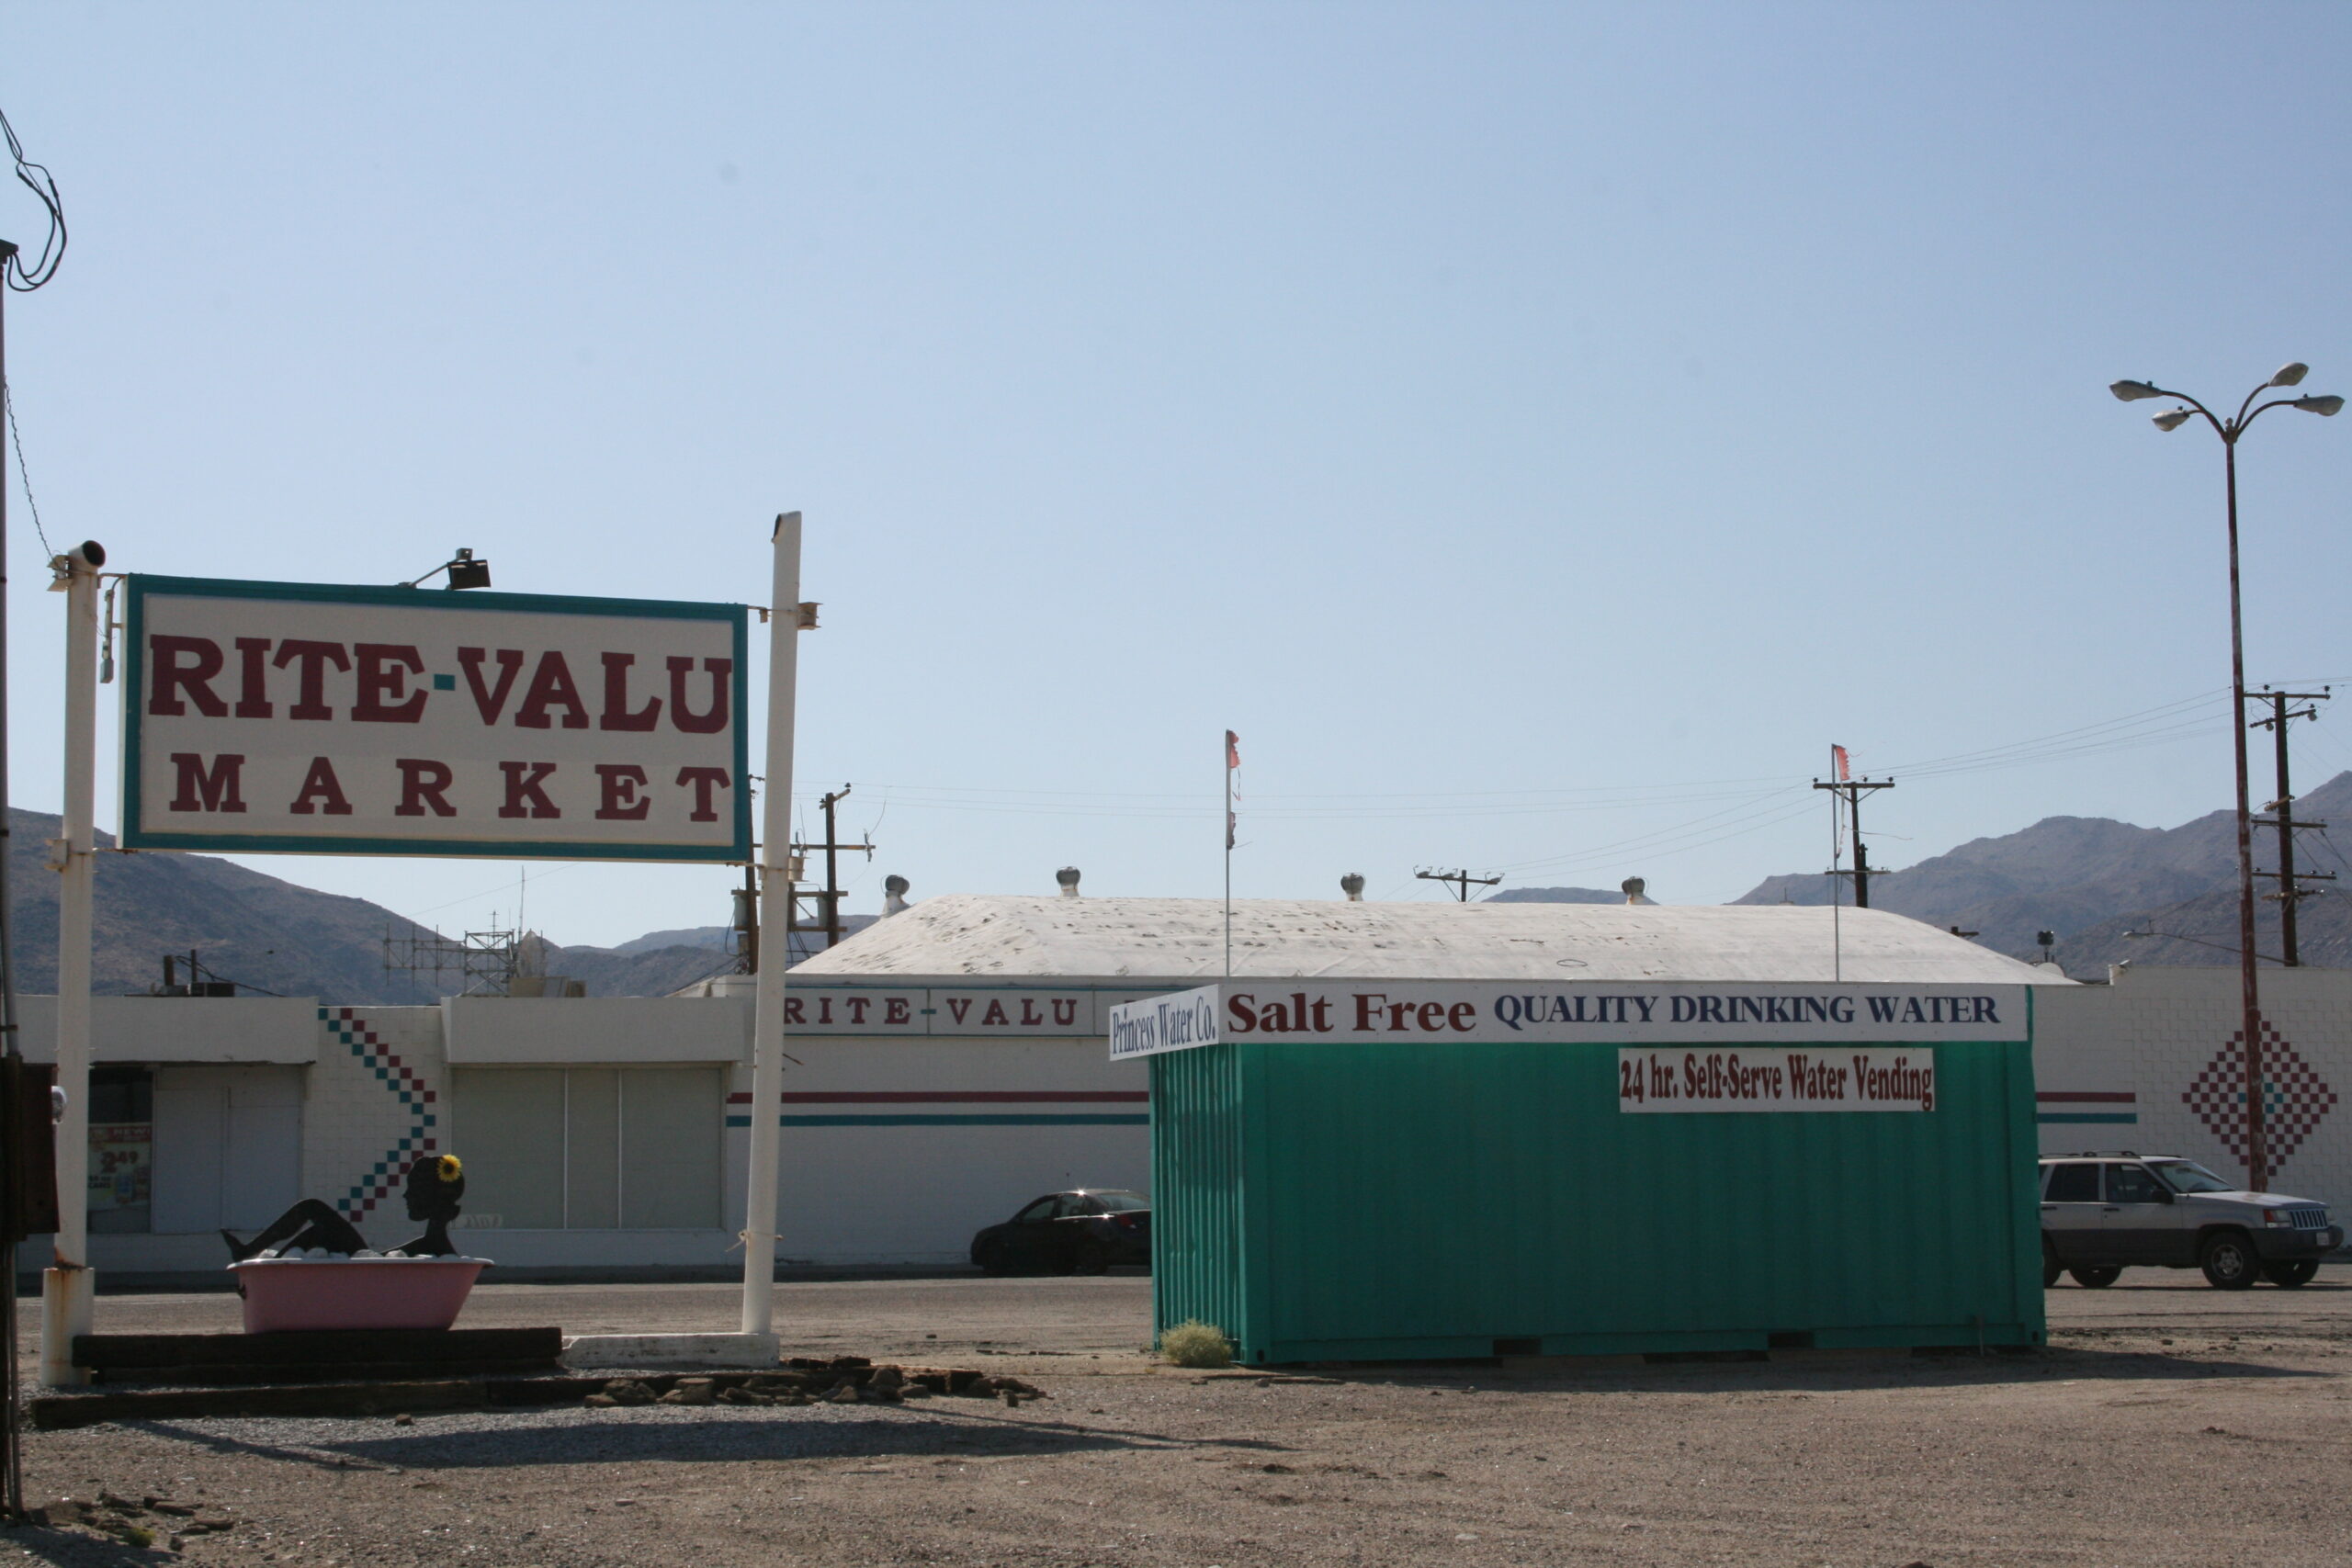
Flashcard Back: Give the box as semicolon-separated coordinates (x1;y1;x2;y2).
1222;982;2023;1044
1617;1047;1937;1112
1107;986;1221;1062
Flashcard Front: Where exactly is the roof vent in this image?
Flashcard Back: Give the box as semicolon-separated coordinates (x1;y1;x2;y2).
1621;876;1652;906
1340;873;1365;902
1056;866;1081;898
882;874;910;917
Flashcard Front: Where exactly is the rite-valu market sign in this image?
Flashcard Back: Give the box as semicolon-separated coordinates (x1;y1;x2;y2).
123;576;750;861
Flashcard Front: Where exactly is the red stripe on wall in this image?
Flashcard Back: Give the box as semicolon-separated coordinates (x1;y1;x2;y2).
2036;1091;2136;1103
725;1090;1150;1105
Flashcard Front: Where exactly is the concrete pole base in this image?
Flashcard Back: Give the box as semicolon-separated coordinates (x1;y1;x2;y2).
562;1332;781;1371
40;1267;95;1387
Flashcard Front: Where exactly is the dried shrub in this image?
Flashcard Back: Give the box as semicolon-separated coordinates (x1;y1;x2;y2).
1158;1320;1235;1369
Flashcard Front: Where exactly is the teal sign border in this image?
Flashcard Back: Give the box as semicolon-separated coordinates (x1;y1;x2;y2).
121;574;752;863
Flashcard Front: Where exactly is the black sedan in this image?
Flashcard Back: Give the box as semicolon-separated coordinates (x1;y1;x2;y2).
970;1190;1151;1275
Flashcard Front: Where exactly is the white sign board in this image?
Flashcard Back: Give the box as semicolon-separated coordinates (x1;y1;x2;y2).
1218;982;2024;1044
122;576;749;862
1108;986;1222;1062
1617;1047;1937;1111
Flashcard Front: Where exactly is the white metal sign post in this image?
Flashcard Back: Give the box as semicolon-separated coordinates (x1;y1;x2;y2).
740;513;803;1344
40;545;102;1386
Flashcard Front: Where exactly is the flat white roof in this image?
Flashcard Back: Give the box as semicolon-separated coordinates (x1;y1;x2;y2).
791;896;2065;986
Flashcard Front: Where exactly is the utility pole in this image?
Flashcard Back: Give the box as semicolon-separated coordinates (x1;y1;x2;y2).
732;863;758;975
1415;867;1500;902
786;784;874;961
2250;686;2335;966
4;108;68;1515
1812;775;1895;908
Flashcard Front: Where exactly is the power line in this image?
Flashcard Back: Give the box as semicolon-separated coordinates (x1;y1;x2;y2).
0;105;65;292
2;382;52;559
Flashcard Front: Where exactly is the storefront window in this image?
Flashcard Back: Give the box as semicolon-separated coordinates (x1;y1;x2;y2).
89;1066;153;1235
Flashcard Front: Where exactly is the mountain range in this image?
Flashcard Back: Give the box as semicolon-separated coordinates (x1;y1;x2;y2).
1484;773;2352;978
0;807;764;1002
1726;769;2352;976
7;771;2344;998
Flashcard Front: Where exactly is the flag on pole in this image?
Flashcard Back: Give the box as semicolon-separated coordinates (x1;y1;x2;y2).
1225;730;1239;850
1832;744;1851;782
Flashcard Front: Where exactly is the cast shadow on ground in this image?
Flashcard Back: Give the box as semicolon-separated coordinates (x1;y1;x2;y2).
1274;1343;2329;1398
129;1404;1295;1473
0;1524;177;1567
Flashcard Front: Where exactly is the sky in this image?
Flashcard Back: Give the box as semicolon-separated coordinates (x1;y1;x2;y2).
2;3;2349;950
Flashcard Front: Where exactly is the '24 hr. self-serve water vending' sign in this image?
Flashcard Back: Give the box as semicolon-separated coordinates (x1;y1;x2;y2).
121;576;750;862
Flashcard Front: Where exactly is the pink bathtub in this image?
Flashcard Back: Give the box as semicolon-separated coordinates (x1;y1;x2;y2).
230;1257;490;1334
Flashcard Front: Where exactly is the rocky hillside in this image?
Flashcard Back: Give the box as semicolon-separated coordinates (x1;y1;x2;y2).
1733;772;2352;975
0;807;840;1001
1483;886;1626;905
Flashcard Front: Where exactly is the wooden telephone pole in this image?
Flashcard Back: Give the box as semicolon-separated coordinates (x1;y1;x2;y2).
786;785;874;961
1416;867;1500;902
1813;776;1895;908
2250;686;2334;966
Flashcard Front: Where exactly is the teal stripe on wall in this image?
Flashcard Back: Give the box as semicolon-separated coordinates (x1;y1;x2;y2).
723;1113;1149;1128
2036;1112;2139;1124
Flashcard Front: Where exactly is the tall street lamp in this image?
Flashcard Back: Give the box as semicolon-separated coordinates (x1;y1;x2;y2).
2110;364;2341;1192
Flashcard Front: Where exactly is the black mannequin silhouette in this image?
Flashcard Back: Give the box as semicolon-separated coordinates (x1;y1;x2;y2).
222;1155;466;1261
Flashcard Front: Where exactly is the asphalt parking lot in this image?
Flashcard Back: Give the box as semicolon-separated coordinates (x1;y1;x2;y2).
8;1267;2349;1567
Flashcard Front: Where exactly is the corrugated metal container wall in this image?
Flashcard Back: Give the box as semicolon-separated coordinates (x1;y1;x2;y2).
1153;1036;2044;1365
1149;1043;1247;1348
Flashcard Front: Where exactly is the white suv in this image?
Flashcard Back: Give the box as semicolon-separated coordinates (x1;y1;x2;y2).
2040;1153;2340;1290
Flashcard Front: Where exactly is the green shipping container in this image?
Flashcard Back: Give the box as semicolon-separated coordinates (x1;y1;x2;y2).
1150;997;2045;1365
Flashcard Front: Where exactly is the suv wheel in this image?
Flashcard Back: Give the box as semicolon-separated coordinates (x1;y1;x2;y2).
2199;1232;2261;1290
2263;1258;2319;1288
2067;1266;2121;1289
2041;1239;2062;1290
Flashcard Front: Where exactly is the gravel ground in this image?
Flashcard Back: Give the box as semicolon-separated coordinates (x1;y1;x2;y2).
8;1269;2349;1566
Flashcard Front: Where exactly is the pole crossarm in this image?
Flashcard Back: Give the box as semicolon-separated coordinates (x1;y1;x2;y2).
1811;778;1895;908
1415;867;1500;902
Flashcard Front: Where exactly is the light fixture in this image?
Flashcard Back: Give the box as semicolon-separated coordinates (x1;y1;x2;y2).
2109;379;2165;401
2152;409;2194;431
2290;394;2344;416
2269;363;2310;388
401;548;492;590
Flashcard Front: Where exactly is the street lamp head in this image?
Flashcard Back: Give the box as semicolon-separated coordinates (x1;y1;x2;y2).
2152;409;2194;432
2290;393;2344;416
2109;379;2165;401
2269;362;2310;388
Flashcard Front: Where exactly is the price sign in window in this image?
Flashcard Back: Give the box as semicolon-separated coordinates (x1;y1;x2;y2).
89;1066;154;1235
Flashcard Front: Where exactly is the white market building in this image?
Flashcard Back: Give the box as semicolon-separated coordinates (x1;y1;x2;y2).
18;895;2347;1280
